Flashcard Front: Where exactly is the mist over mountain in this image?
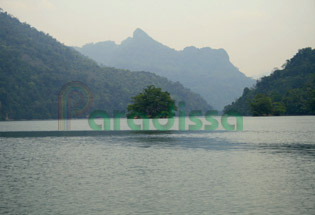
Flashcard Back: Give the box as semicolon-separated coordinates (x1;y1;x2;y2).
0;11;212;120
75;28;255;110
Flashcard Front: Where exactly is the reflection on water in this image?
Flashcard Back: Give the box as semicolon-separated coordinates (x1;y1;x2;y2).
0;116;315;215
257;142;315;158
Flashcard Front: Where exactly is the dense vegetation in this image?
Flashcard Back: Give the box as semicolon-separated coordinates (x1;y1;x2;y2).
127;85;177;118
75;28;255;110
224;48;315;116
0;10;212;120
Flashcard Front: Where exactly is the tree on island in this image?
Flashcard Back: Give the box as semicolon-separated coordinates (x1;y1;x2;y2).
127;85;177;118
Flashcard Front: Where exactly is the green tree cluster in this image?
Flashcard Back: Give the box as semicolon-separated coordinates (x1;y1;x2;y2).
250;94;272;116
250;94;286;116
127;85;177;118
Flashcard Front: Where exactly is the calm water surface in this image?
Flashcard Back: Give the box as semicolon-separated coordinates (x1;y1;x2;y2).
0;116;315;214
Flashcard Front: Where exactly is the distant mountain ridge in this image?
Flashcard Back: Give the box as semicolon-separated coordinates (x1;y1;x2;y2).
75;28;255;110
0;11;212;120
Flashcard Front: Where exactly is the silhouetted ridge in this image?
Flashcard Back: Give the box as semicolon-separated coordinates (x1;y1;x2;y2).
133;28;151;39
76;29;255;110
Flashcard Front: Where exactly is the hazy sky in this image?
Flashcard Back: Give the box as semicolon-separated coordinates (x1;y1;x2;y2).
1;0;315;78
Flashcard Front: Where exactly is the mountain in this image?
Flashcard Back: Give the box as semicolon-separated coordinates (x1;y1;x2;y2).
75;28;255;110
223;48;315;116
0;10;212;120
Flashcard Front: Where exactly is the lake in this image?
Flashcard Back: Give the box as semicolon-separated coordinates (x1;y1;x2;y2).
0;116;315;214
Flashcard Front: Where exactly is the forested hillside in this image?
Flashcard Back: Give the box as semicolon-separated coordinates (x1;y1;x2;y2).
224;48;315;116
0;10;212;120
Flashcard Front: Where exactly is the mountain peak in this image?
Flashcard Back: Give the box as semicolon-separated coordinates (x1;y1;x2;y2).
76;27;255;110
133;28;151;40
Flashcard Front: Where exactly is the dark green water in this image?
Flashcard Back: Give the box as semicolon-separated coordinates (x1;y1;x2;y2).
0;116;315;214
